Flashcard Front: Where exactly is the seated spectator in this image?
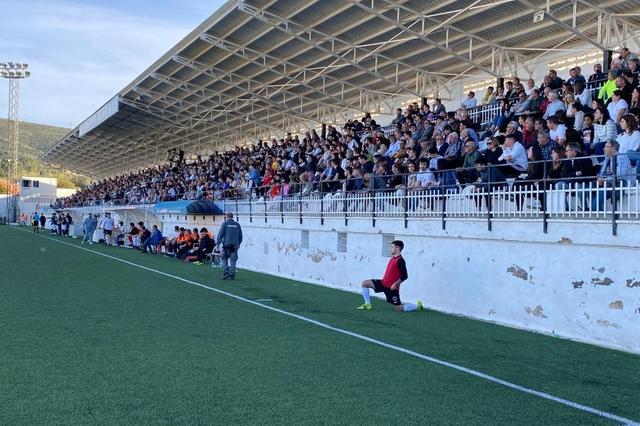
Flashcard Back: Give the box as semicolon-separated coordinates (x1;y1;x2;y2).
567;67;586;86
483;137;503;164
597;71;618;104
565;143;596;183
497;134;528;177
456;140;482;185
617;114;640;154
592;107;618;158
471;156;507;210
592;140;633;210
510;91;530;116
482;86;496;104
607;90;628;125
142;225;163;254
547;148;575;190
574;80;592;109
192;228;215;265
525;79;536;96
526;89;543;115
543;91;565;120
547;116;567;147
461;91;477;109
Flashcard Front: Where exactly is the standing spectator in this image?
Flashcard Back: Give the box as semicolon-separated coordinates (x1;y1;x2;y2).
548;70;564;89
32;212;39;233
216;212;243;280
102;212;114;246
39;213;46;231
588;64;605;87
81;214;97;245
619;47;639;70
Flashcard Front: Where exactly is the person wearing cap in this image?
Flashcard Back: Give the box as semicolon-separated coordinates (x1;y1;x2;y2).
216;212;243;280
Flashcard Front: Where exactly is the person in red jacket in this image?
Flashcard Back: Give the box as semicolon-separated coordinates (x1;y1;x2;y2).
357;240;423;312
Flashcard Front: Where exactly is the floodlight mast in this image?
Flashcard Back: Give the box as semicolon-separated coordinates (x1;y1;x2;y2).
0;62;30;222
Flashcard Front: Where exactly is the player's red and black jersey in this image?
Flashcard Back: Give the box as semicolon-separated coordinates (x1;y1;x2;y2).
381;255;408;288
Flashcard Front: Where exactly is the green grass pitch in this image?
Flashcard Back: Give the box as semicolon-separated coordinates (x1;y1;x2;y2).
0;225;638;425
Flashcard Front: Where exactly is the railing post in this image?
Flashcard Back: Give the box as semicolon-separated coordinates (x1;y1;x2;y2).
487;166;492;232
280;196;284;224
249;198;253;223
611;155;618;236
344;193;348;227
235;197;238;221
299;193;303;225
542;161;548;233
441;185;447;230
320;190;324;226
264;198;267;224
403;180;408;228
370;187;376;228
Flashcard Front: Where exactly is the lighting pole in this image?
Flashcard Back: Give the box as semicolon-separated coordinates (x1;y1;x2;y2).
1;62;30;223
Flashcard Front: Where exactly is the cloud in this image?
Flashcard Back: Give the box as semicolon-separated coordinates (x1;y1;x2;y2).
0;0;220;128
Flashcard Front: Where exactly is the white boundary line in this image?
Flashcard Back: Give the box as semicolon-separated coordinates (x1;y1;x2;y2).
14;228;638;425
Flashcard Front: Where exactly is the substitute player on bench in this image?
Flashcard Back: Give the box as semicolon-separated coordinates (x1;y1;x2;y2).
357;240;423;312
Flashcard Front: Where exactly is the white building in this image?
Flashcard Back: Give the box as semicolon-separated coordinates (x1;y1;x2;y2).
0;176;77;222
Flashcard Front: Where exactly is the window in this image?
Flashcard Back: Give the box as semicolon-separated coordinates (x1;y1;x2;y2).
22;180;31;188
301;230;309;249
33;180;39;188
382;234;395;257
337;232;347;253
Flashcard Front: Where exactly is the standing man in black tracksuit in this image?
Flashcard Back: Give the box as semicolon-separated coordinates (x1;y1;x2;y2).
216;212;243;280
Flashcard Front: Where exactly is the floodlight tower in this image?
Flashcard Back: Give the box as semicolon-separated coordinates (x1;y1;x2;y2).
0;62;30;222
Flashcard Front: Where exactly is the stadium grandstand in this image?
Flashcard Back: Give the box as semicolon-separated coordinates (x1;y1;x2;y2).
3;0;640;424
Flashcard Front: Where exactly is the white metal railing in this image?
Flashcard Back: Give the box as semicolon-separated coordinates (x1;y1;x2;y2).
228;180;640;225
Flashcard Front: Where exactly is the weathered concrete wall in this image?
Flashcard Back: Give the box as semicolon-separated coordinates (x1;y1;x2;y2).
234;216;640;354
65;204;640;353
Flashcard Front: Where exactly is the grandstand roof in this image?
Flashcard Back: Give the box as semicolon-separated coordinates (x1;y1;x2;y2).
44;0;640;178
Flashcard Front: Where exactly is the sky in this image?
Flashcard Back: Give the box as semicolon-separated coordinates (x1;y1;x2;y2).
0;0;227;129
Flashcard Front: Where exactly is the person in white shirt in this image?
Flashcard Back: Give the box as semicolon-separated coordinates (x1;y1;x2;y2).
607;90;628;124
543;91;565;119
498;135;528;177
616;114;640;154
415;158;435;188
102;212;115;246
547;116;567;146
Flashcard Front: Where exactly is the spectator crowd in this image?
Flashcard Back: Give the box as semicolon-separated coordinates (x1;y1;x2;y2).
56;47;640;211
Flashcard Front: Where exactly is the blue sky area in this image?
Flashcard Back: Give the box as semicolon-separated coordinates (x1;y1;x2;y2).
0;0;227;128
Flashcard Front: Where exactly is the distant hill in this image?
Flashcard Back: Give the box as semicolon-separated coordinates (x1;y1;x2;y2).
0;119;89;189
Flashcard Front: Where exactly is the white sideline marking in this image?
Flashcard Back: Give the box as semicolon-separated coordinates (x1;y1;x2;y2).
14;228;639;425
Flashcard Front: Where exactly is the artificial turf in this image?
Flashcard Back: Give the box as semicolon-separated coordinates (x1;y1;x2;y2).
0;225;638;425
